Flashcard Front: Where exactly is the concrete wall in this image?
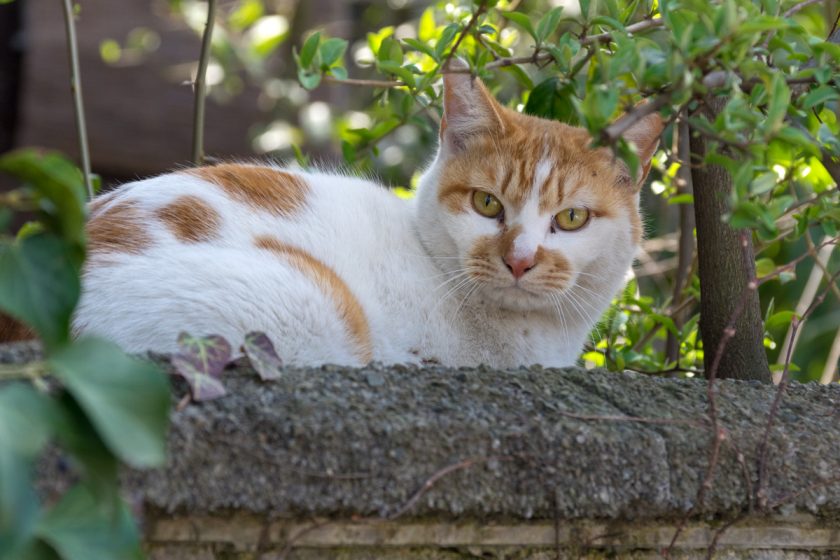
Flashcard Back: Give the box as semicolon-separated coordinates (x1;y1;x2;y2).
3;342;840;558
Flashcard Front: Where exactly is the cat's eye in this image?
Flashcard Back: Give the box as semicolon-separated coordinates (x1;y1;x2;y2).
554;207;590;231
472;191;503;219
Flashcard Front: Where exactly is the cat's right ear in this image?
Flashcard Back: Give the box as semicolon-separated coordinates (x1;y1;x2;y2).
440;59;504;153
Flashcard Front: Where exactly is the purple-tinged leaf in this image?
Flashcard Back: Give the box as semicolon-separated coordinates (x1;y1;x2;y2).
176;332;232;378
242;332;283;380
171;354;226;402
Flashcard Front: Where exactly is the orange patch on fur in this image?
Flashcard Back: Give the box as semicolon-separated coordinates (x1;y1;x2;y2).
0;312;35;343
87;190;117;217
187;164;309;217
156;195;221;243
253;235;373;363
87;200;152;255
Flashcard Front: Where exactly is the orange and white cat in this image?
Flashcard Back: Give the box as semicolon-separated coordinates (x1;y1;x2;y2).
74;72;662;368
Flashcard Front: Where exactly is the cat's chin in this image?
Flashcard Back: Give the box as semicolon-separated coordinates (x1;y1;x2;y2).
480;285;553;313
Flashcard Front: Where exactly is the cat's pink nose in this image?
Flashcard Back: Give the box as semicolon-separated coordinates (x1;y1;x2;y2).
503;253;536;279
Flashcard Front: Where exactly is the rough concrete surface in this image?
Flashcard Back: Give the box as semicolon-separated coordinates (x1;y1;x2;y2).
5;340;840;558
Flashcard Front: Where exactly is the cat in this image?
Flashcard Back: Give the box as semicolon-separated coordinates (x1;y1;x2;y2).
71;71;663;368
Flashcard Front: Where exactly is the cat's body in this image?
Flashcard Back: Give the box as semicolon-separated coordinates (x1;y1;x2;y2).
74;72;663;368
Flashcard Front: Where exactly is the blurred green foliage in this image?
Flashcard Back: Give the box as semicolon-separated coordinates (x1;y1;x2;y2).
0;151;170;559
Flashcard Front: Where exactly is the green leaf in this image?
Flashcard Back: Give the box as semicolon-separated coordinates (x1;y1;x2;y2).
755;257;775;277
52;394;119;500
765;311;795;330
0;150;87;247
502;12;536;41
0;234;80;350
242;331;284;380
328;66;347;80
377;60;415;87
434;23;459;59
299;31;321;68
35;485;142;560
49;338;170;468
764;73;790;134
524;77;577;124
319;37;347;68
402;38;437;59
378;37;403;65
801;85;840;110
297;67;322;90
536;7;564;42
750;171;778;195
0;384;56;553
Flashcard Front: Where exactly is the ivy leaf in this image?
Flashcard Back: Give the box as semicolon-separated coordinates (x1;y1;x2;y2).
49;338;170;468
242;332;284;380
176;332;231;378
171;332;231;401
0;234;80;351
171;355;227;402
35;484;142;560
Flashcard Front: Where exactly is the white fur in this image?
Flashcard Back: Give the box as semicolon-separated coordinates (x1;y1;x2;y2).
75;157;640;369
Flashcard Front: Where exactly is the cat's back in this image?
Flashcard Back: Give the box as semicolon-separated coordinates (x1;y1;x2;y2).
77;163;423;360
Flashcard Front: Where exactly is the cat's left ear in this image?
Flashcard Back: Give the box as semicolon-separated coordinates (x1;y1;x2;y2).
439;59;505;153
620;110;664;188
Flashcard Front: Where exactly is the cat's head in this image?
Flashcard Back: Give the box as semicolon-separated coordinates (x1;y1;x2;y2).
415;68;663;315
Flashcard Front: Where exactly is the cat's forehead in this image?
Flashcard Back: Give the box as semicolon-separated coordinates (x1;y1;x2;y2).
442;114;624;214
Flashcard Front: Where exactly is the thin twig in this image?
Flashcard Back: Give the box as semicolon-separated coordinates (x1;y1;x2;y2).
601;94;671;144
443;17;664;73
191;0;216;166
323;75;403;88
783;0;823;17
60;0;93;199
388;456;491;519
757;236;839;285
666;233;755;557
442;1;487;71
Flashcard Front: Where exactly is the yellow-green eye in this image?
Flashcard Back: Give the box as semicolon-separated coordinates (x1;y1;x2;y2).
472;190;503;219
554;207;590;231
